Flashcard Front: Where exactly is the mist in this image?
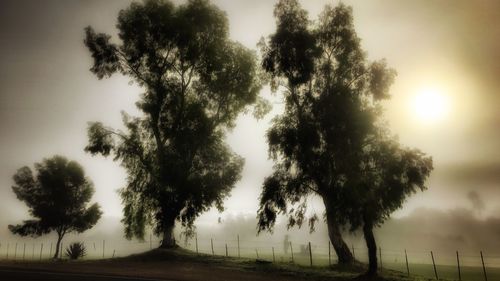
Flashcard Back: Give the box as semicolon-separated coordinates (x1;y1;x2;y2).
0;1;500;280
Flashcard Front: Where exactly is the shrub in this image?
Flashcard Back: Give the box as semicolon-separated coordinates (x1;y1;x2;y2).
65;242;86;260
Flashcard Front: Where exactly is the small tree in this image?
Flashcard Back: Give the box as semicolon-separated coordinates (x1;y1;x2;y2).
84;0;265;247
342;135;432;276
9;156;102;259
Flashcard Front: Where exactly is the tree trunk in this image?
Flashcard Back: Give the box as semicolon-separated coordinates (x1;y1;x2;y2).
363;219;378;277
323;199;354;264
54;234;63;259
326;219;355;264
159;220;176;248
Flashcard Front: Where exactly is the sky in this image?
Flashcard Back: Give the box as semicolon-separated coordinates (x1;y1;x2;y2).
1;0;500;249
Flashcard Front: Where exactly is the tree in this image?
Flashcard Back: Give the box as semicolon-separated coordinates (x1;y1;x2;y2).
257;0;365;264
9;156;102;259
84;0;264;247
257;0;401;264
342;134;432;276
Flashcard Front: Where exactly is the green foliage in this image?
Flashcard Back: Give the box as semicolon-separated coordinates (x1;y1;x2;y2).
344;135;433;229
257;0;431;235
252;96;273;120
9;156;102;238
257;1;432;270
65;242;87;260
84;0;263;242
85;122;114;156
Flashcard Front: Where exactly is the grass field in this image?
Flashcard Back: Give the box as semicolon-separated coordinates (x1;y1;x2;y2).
0;247;435;281
2;242;496;281
271;254;497;281
209;249;496;281
384;262;497;281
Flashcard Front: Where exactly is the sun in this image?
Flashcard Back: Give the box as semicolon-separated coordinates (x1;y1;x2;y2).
412;86;450;123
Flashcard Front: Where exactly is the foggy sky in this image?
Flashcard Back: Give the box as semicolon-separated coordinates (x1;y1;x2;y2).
1;0;500;247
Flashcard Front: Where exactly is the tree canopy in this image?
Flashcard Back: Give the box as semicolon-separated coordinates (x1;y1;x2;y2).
341;133;432;275
84;0;264;247
256;0;432;269
9;156;102;258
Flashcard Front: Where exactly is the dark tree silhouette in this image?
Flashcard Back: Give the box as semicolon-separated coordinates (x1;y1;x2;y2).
342;134;432;276
256;0;422;266
257;0;366;264
9;156;102;259
84;0;264;247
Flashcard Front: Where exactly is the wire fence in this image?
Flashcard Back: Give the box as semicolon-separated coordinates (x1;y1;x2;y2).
180;235;500;281
0;239;156;261
0;235;498;281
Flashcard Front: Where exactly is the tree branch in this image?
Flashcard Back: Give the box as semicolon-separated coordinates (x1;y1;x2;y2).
117;50;150;86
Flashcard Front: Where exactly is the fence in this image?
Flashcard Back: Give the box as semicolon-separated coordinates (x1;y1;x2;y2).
0;238;156;261
0;235;499;281
182;235;500;281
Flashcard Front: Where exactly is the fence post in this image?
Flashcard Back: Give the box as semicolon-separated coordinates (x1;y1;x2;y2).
39;243;44;261
14;242;18;260
456;251;461;281
480;251;487;281
6;243;9;259
112;250;115;258
272;247;275;263
195;234;198;254
23;243;26;260
225;244;228;257
237;235;240;258
32;243;35;260
405;249;410;276
150;234;152;250
211;238;214;255
308;242;313;267
431;251;438;280
102;240;105;259
289;241;294;263
328;242;331;266
379;247;382;272
255;248;259;259
49;243;52;258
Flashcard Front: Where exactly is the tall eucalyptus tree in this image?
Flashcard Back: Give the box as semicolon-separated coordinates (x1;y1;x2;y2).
84;0;264;247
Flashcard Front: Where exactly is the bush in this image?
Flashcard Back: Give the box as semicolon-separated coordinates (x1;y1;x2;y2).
65;242;86;260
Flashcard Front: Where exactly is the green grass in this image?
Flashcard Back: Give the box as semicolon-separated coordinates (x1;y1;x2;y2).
384;262;498;281
117;247;434;281
214;248;495;281
3;246;475;281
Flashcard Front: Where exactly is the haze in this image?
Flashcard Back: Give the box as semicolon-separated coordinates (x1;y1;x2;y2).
1;0;500;256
